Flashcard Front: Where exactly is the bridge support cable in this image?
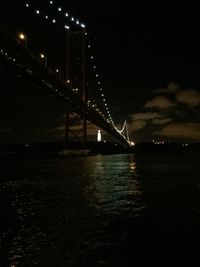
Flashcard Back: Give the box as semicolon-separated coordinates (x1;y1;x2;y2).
125;121;130;144
24;0;131;146
0;4;132;147
113;120;127;134
85;37;132;145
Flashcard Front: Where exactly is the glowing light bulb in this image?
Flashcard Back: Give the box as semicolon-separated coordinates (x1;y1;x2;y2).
18;33;26;40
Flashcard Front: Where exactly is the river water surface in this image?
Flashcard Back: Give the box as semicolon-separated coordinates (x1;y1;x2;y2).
1;153;200;266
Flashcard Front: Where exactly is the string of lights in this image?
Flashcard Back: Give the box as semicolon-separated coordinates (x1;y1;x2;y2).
23;0;130;141
47;0;86;29
87;41;114;123
86;40;130;137
24;1;115;125
25;1;85;31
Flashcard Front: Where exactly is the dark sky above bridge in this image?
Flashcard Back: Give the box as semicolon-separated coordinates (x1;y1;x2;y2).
1;1;200;143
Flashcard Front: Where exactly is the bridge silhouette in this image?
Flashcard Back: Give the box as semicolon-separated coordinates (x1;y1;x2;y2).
0;1;133;149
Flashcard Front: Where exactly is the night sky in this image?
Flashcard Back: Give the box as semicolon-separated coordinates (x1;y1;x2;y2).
1;1;200;143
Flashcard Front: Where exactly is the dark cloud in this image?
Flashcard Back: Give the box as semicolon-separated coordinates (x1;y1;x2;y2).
176;89;200;107
127;82;200;142
144;96;176;109
155;122;200;141
130;112;164;121
152;118;172;125
128;120;147;133
154;82;181;94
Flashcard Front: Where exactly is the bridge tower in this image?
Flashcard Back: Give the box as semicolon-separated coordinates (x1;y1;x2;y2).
64;28;87;150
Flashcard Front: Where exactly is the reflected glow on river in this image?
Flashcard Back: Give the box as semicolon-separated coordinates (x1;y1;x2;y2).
85;155;143;216
1;154;144;266
1;153;200;266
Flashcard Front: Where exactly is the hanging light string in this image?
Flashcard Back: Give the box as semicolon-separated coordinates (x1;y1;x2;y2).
24;1;128;137
25;0;116;128
25;1;85;31
86;41;114;124
125;121;130;142
86;39;129;135
47;0;86;29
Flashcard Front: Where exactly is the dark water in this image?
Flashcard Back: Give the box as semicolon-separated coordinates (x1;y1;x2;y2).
0;153;200;267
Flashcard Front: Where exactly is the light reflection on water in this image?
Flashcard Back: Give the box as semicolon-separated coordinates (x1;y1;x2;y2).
1;153;200;266
85;154;142;216
1;154;143;266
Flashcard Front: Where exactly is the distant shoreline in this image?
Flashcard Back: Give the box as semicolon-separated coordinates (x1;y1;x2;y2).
0;141;200;159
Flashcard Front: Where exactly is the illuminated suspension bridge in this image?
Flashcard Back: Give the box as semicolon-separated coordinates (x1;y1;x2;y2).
0;1;134;148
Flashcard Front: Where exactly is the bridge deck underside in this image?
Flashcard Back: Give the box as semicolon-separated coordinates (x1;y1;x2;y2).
0;30;129;146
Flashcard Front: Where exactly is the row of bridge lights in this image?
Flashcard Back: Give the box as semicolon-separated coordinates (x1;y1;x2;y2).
18;32;63;80
25;2;86;31
17;32;110;117
23;2;105;103
17;46;122;138
1;47;133;146
87;42;114;126
48;0;86;29
24;1;115;121
22;2;128;138
18;31;111;117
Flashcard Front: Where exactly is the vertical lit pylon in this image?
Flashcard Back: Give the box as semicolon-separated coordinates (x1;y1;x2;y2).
97;130;102;142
